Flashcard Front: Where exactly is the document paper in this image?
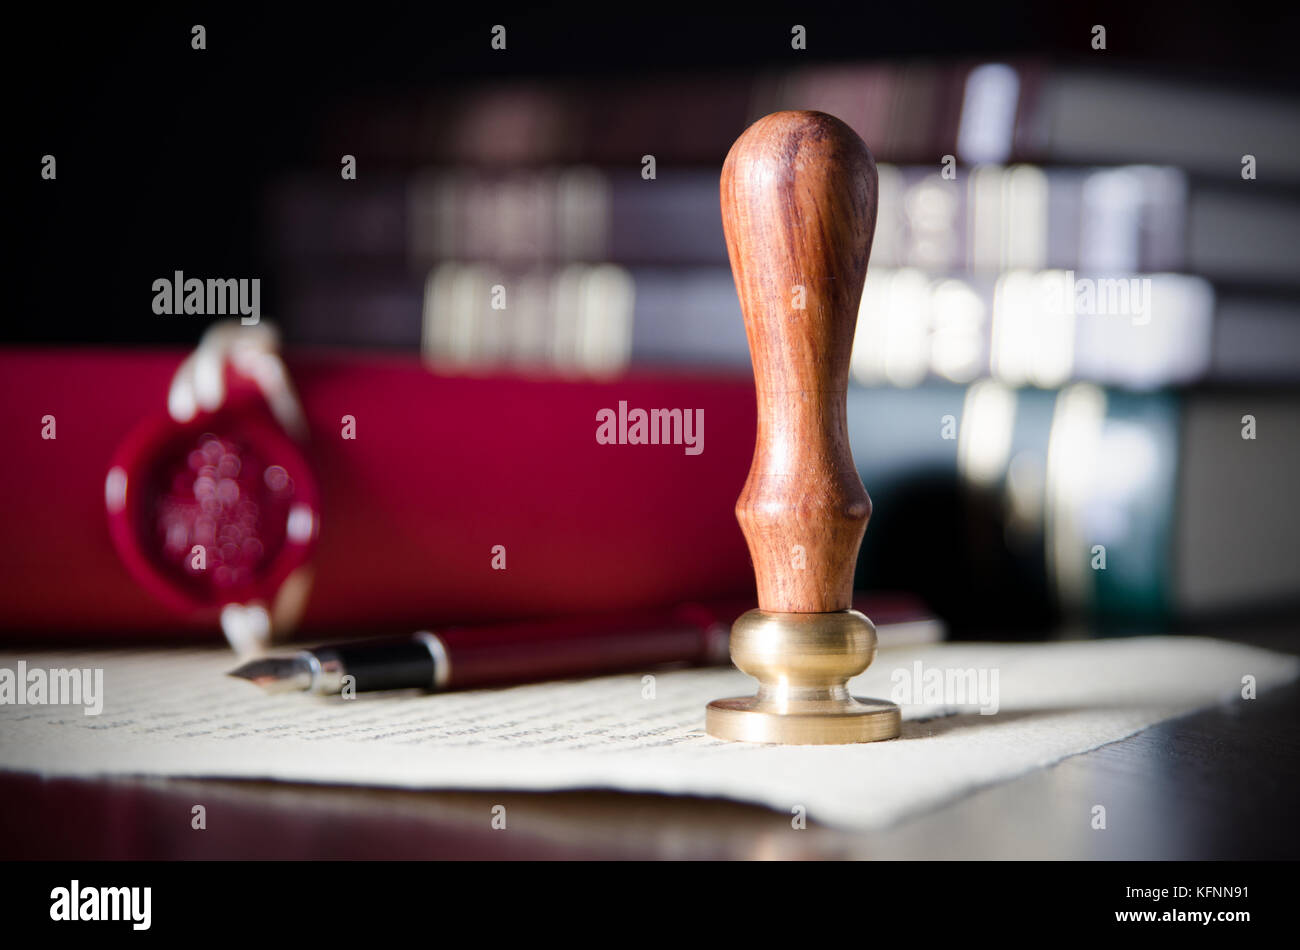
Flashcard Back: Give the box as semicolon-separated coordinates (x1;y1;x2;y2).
0;637;1294;829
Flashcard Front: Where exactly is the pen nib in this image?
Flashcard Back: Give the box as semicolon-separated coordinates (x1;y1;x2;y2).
227;655;315;693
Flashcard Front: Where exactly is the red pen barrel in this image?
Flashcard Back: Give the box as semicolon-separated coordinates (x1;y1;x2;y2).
434;605;733;690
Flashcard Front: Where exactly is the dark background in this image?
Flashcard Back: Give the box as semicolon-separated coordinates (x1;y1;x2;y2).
12;2;1300;346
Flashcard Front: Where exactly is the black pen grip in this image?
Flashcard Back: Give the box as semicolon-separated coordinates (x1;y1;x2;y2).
324;640;437;692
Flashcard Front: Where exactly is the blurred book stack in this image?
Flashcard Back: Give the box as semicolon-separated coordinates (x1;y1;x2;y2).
266;59;1300;633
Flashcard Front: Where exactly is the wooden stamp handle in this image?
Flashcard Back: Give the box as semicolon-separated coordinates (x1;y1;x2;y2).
720;111;878;613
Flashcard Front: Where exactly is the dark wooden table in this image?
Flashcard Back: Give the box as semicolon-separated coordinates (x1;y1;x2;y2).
3;624;1297;860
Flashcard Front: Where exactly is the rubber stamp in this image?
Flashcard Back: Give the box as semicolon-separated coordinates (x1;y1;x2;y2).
705;111;901;744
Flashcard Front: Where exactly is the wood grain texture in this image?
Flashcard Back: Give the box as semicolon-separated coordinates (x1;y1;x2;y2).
720;111;878;612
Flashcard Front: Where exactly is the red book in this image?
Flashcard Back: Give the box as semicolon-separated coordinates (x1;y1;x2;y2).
0;349;759;641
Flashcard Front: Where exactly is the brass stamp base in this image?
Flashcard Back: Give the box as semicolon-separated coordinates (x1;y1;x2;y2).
706;695;900;744
705;608;901;745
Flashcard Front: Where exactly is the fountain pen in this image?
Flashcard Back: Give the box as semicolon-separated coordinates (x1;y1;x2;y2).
227;602;737;695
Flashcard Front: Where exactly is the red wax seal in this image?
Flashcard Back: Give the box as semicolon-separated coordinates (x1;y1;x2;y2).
105;397;320;617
